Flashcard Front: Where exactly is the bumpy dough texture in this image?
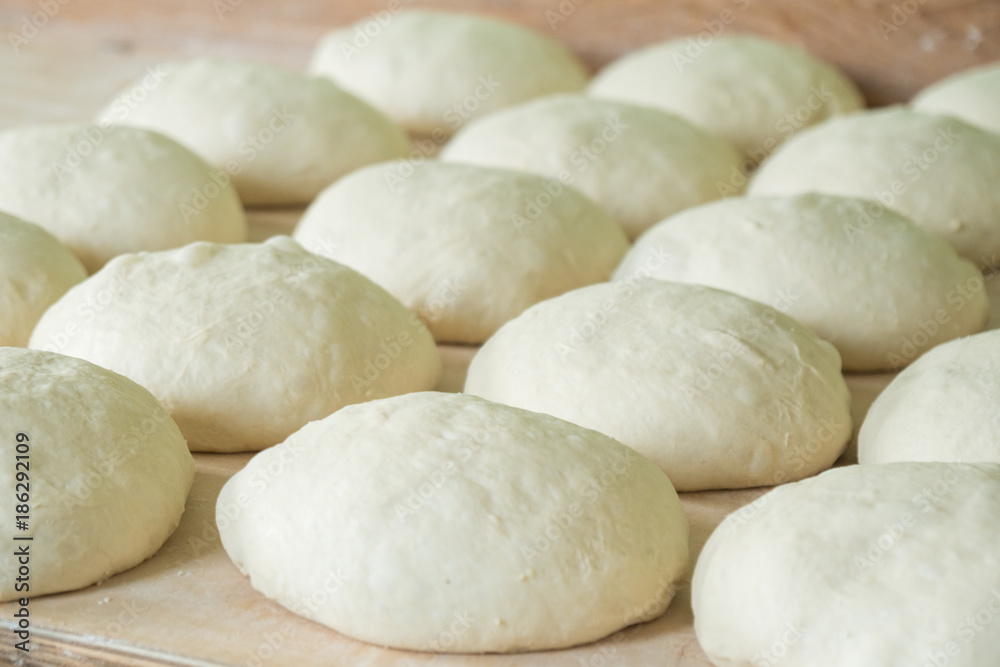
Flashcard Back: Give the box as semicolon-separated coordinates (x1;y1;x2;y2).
0;124;247;272
913;63;1000;135
693;463;1000;667
309;10;588;136
749;107;1000;265
440;95;743;239
29;237;441;452
217;391;689;653
96;58;411;206
0;348;194;600
0;211;87;346
588;35;864;159
616;194;989;372
464;281;852;491
294;161;629;344
859;330;1000;464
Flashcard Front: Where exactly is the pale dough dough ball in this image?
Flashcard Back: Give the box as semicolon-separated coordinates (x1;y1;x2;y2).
309;10;588;136
29;237;441;452
588;35;864;160
440;95;743;239
294;161;629;343
859;330;1000;464
693;462;1000;667
0;211;87;346
749;107;1000;265
616;193;990;372
0;347;194;600
217;391;689;652
96;58;412;206
913;63;1000;135
464;281;852;491
0;123;247;272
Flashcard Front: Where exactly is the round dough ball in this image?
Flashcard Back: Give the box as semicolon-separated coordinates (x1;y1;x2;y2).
0;123;247;272
440;95;743;239
0;210;87;346
294;161;629;343
309;10;588;136
588;35;864;160
464;281;852;491
96;58;412;206
29;237;441;452
0;347;194;600
913;63;1000;135
217;391;689;652
749;107;1000;265
693;462;1000;667
616;193;990;371
859;330;1000;464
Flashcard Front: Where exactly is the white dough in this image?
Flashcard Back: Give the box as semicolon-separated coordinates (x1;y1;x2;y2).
29;237;441;452
693;462;1000;667
294;161;629;343
217;391;689;652
0;124;247;272
464;281;852;491
913;63;1000;135
0;348;194;600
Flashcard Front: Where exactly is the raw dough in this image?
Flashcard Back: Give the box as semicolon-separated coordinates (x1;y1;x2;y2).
464;280;852;491
293;161;629;343
217;391;689;652
29;237;441;452
913;63;1000;135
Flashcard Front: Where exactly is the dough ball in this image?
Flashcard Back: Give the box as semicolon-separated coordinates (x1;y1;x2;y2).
0;211;87;346
616;193;989;371
859;330;1000;464
693;462;1000;667
464;280;852;491
29;237;441;452
308;10;588;136
588;35;864;160
294;161;629;343
0;347;194;600
440;95;743;239
749;107;1000;265
217;391;689;652
0;123;247;272
913;63;1000;135
96;58;412;206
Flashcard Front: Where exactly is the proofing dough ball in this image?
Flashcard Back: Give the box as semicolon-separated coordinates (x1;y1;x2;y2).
0;347;194;600
309;10;588;136
294;161;629;343
97;58;412;206
464;280;852;491
217;392;689;652
913;63;1000;135
440;95;743;239
29;237;441;452
616;194;989;371
0;124;247;272
0;211;87;346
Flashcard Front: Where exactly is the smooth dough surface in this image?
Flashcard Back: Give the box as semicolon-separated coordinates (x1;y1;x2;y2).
0;211;87;346
0;348;194;600
693;462;1000;667
464;281;852;491
96;58;411;206
294;161;629;343
0;123;247;272
309;10;588;136
217;391;689;652
859;330;1000;464
440;95;743;239
913;63;1000;135
29;237;441;452
588;35;864;159
616;193;989;371
749;107;1000;265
